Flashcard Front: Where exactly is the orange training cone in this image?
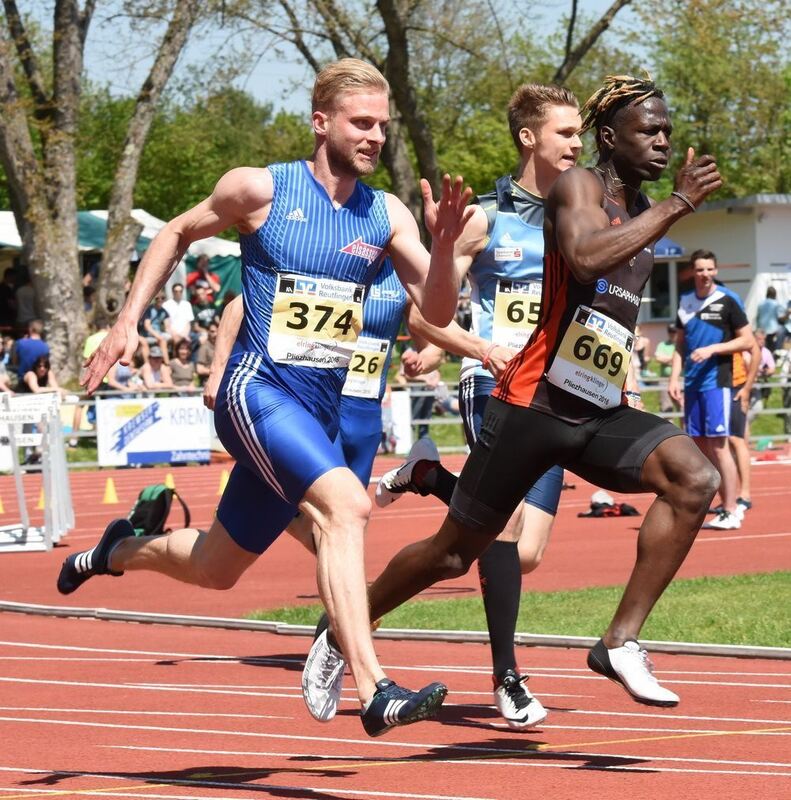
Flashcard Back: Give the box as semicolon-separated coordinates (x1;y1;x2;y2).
218;469;229;496
164;472;175;490
102;477;119;505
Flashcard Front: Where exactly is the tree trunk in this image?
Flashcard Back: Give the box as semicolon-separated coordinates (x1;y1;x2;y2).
377;0;441;195
27;223;87;378
97;0;200;323
381;103;422;223
0;1;89;381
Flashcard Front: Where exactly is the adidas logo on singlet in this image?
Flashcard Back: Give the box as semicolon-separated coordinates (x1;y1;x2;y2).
286;207;308;222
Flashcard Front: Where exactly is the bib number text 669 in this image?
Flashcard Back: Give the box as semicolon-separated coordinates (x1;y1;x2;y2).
572;334;624;377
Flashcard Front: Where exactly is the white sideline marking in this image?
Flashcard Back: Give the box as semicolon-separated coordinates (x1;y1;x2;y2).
0;676;302;699
0;705;289;719
1;705;788;738
2;714;789;749
697;531;791;543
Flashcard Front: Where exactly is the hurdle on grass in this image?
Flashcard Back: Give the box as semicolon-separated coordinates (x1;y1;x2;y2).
0;392;74;553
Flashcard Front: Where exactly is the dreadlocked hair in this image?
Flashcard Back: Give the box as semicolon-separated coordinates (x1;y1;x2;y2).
580;74;664;150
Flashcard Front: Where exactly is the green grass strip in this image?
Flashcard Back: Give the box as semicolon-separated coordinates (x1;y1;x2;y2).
248;571;791;648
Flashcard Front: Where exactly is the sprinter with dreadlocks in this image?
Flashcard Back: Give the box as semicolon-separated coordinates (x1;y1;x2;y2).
303;74;722;713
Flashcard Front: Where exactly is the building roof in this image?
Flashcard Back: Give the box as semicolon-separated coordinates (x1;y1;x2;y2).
701;194;791;212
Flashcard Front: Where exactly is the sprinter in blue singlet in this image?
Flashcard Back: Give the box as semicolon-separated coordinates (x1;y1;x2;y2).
64;58;475;739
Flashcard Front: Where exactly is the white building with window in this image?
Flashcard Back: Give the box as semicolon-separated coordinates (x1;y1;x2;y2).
639;194;791;348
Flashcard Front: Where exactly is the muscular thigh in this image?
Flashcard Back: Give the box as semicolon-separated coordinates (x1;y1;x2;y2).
459;375;564;517
451;398;581;534
337;395;382;487
571;405;686;494
215;357;346;506
217;463;299;554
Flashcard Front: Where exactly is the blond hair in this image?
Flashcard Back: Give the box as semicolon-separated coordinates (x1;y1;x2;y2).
507;84;579;149
312;59;389;113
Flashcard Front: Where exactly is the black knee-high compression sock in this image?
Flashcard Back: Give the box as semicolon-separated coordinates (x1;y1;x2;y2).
477;540;521;679
413;462;457;506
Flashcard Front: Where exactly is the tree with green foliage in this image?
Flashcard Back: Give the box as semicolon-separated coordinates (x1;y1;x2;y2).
0;0;200;379
635;0;790;198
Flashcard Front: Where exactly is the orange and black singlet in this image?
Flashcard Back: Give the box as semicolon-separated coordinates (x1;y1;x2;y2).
494;176;654;423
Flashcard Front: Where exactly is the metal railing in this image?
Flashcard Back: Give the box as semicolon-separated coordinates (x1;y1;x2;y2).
19;375;791;469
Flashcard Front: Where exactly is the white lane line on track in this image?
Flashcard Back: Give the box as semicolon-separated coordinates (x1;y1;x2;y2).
2;641;789;686
0;640;305;662
697;531;791;543
3;640;788;677
1;706;787;738
0;703;791;740
129;682;589;699
0;677;303;699
105;744;791;770
423;664;791;678
0;766;495;800
0;706;291;720
3;715;790;751
2;675;791;720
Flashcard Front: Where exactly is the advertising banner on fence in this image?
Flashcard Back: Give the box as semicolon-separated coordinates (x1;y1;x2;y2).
97;396;211;466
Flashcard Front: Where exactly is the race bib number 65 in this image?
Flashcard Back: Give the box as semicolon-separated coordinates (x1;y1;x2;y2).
492;279;542;351
268;274;364;368
546;305;633;408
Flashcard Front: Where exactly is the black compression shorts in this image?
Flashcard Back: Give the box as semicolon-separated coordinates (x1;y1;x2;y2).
730;384;747;439
450;398;686;534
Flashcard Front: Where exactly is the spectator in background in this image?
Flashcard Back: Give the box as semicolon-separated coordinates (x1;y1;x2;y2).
195;320;218;385
19;355;65;398
653;322;678;413
632;323;651;377
750;328;776;406
163;283;194;349
138;291;171;361
0;338;13;393
755;286;785;352
170;339;197;390
219;289;236;318
190;282;218;336
83;285;96;314
18;355;66;461
139;346;174;392
2;335;13;366
455;285;472;331
14;269;37;332
186;254;221;302
0;268;17;328
395;351;440;439
12;319;49;382
106;356;139;396
669;250;754;530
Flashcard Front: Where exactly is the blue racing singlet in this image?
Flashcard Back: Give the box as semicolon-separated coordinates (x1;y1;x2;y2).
342;257;407;402
233;160;391;425
460;175;546;381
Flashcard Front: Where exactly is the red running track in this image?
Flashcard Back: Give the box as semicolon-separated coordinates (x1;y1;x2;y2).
0;457;789;797
0;456;790;615
0;613;789;799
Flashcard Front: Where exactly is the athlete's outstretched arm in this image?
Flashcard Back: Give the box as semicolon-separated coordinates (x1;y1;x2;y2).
81;168;273;394
203;295;244;410
551;149;722;283
386;175;474;327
